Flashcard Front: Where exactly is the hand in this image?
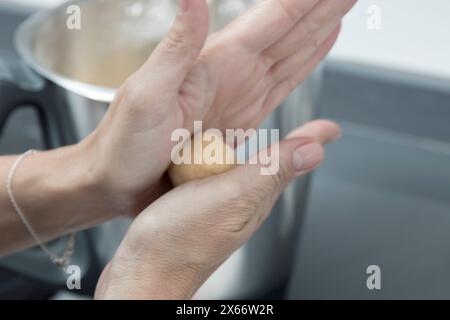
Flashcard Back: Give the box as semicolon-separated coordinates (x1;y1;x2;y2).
94;120;341;299
0;0;355;256
81;0;356;216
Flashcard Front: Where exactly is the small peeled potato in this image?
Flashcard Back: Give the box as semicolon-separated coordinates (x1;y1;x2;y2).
169;132;236;187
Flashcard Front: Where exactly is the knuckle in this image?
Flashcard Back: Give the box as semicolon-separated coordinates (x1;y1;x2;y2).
212;179;261;234
216;204;254;234
279;0;306;25
270;162;290;191
268;172;283;191
260;53;276;72
279;161;292;185
164;29;189;54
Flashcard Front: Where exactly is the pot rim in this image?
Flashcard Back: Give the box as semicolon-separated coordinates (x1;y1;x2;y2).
14;0;117;103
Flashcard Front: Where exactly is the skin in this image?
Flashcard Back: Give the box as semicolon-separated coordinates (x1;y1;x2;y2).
95;122;341;299
0;0;356;298
86;0;355;213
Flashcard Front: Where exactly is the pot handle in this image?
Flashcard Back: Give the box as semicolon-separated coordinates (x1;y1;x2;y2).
0;56;76;149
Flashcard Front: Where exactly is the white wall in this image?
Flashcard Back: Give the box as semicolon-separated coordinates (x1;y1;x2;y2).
330;0;450;80
4;0;450;79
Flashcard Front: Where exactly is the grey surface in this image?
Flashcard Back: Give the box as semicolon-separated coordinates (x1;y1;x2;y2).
288;63;450;299
288;123;450;299
319;62;450;143
0;108;44;155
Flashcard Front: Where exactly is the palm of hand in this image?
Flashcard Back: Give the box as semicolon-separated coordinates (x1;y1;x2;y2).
179;0;356;132
93;0;356;214
183;44;270;131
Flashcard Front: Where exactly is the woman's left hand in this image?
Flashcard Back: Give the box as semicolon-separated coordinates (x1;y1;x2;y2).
81;0;356;217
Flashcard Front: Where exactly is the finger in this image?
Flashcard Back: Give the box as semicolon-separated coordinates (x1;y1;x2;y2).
195;121;339;215
263;0;356;64
227;121;340;189
220;134;327;231
138;0;209;91
287;119;342;144
262;25;340;115
268;20;342;84
236;119;340;197
223;0;320;53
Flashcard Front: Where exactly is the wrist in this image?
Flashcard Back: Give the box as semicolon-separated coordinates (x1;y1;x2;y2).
97;218;213;299
13;143;119;238
78;133;144;218
97;253;203;300
81;129;175;218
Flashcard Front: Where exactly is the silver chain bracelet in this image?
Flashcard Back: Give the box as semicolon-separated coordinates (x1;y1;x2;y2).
6;150;76;270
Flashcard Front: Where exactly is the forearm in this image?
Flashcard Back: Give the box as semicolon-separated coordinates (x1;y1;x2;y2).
0;143;117;257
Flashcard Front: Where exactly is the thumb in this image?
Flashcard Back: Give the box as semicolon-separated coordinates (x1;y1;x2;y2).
231;138;325;199
200;137;324;238
142;0;209;90
228;120;341;197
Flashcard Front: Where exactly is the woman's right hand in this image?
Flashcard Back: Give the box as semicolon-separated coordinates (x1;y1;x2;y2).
81;0;356;217
94;120;341;299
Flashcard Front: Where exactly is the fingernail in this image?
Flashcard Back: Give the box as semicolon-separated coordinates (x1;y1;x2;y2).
292;143;323;172
178;0;189;13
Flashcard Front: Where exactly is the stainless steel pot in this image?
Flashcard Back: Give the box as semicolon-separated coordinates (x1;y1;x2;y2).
5;0;321;299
